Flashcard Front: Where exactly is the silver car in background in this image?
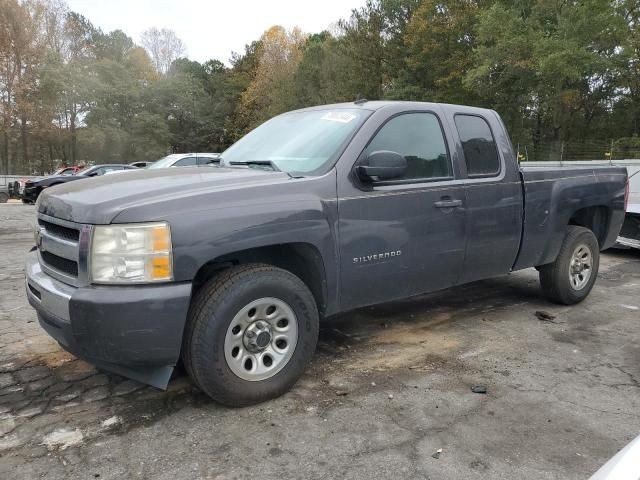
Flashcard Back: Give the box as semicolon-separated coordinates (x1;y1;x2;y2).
148;153;220;169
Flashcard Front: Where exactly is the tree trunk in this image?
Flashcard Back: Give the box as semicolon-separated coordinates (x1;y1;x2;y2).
70;110;77;165
20;115;28;174
1;129;8;175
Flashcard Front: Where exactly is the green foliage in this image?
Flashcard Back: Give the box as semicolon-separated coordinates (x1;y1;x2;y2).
1;0;639;174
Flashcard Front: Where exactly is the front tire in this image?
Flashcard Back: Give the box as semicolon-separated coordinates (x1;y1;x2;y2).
182;264;319;407
539;226;600;305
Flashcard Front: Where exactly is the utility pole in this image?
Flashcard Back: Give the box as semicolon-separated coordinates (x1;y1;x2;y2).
610;139;614;165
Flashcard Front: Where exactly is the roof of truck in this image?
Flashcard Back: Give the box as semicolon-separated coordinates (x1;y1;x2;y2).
294;100;496;116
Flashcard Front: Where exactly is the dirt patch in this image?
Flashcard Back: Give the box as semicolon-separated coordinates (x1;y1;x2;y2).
343;311;462;372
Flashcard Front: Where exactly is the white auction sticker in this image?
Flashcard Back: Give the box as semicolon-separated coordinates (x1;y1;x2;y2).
321;111;357;123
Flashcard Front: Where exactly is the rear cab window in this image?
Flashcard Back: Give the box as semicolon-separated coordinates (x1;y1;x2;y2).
454;115;500;177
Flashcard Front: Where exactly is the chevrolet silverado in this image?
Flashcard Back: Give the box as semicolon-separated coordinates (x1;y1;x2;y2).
25;101;628;406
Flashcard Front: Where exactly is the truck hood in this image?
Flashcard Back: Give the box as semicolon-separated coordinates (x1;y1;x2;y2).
37;166;292;224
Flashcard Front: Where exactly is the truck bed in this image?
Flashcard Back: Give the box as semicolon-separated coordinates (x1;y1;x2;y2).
513;165;627;270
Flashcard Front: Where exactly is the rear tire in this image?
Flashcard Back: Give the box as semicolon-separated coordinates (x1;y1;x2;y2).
539;226;600;305
0;192;8;203
182;264;319;407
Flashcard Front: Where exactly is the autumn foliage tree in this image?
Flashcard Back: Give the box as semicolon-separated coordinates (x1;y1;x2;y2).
236;26;306;131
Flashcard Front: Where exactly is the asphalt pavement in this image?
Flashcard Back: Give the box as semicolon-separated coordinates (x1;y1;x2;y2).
1;204;639;479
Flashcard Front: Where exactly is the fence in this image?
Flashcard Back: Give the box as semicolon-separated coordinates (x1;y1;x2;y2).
0;175;37;186
515;139;640;163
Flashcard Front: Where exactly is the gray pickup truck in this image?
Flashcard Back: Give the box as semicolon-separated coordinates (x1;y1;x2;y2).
25;101;628;406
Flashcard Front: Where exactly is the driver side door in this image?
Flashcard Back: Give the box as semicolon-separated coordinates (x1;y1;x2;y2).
337;110;467;310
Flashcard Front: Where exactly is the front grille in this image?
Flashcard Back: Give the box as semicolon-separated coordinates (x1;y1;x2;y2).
36;214;87;286
41;251;78;277
39;219;80;242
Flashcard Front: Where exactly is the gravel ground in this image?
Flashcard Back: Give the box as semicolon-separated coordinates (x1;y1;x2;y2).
1;203;639;479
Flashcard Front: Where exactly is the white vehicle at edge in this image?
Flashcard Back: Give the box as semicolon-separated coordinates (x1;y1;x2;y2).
590;434;640;480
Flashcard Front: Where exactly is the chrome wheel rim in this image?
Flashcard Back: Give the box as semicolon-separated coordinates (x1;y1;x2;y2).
569;244;593;290
224;297;298;381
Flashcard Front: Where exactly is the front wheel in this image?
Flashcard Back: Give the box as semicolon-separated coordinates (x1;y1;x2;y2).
182;264;319;406
539;226;600;305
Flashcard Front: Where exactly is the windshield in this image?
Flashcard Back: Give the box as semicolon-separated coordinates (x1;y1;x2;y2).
148;154;184;169
221;109;369;175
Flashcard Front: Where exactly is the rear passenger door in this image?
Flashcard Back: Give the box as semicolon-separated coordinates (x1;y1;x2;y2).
448;112;523;283
337;109;467;310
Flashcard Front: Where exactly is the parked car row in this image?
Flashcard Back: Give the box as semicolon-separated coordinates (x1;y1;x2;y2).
10;154;219;203
22;164;139;203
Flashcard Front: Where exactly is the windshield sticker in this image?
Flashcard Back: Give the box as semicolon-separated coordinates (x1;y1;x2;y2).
321;111;357;124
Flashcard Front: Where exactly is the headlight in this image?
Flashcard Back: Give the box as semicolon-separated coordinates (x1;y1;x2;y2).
90;222;173;284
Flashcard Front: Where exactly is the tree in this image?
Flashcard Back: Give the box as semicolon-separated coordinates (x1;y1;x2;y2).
236;26;306;131
614;0;640;136
140;27;186;75
467;0;625;159
402;0;483;104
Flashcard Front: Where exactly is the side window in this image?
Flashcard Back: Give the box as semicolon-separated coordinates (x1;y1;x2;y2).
454;115;500;177
174;157;197;167
364;112;451;182
197;156;220;166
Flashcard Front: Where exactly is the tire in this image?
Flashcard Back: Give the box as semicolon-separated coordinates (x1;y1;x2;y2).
539;226;600;305
21;198;31;204
0;192;8;203
182;263;319;407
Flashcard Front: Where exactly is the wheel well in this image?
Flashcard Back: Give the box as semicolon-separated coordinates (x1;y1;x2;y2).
568;206;610;247
192;243;328;315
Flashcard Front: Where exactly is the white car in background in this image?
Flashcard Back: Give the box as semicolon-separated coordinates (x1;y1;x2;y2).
105;153;221;175
148;153;220;169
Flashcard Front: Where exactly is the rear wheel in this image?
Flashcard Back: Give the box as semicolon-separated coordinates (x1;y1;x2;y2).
0;192;8;203
539;226;600;305
182;264;319;406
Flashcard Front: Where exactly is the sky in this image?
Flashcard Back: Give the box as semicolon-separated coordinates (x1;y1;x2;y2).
65;0;364;65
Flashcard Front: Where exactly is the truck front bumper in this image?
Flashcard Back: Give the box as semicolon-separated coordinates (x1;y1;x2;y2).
25;249;192;388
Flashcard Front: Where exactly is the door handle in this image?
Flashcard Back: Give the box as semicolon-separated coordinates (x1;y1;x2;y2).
434;199;463;209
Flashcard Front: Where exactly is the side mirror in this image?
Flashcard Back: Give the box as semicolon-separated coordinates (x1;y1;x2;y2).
357;150;407;181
